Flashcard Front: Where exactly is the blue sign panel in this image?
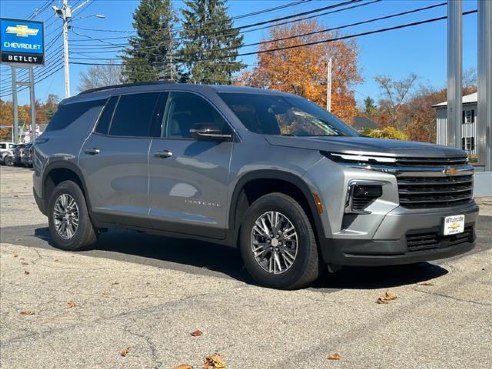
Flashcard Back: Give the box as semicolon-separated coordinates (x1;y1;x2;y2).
0;18;44;65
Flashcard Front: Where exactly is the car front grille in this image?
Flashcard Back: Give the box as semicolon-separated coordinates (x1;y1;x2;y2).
406;226;474;252
397;175;473;209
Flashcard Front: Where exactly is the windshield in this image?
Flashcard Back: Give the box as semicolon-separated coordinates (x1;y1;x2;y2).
219;92;359;137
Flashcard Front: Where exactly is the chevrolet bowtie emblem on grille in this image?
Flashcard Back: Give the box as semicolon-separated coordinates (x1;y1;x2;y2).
444;167;458;176
448;222;461;231
6;25;39;37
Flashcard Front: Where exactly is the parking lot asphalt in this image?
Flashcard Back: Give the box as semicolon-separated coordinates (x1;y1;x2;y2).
1;165;491;369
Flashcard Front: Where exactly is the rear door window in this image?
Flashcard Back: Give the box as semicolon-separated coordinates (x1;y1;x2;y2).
95;96;118;135
108;92;160;137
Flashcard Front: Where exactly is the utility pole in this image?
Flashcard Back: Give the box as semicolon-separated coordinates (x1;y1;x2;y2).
53;0;93;98
477;0;492;171
168;23;174;82
447;0;462;149
326;56;332;112
53;0;72;98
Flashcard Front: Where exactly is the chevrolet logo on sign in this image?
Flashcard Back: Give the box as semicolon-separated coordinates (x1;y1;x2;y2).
6;25;39;37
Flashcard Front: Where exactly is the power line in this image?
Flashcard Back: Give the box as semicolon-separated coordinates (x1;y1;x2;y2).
68;0;380;55
78;8;477;66
197;1;447;56
68;1;449;63
232;9;478;59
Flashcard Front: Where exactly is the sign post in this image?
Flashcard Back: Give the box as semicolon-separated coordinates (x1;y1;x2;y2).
0;18;44;143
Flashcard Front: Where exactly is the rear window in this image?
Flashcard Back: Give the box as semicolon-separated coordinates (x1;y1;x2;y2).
45;99;106;132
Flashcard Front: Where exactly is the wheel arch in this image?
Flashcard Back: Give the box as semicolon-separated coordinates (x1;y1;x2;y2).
42;162;92;214
228;170;326;245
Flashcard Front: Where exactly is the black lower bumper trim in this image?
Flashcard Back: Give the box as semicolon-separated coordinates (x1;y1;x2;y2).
320;236;475;267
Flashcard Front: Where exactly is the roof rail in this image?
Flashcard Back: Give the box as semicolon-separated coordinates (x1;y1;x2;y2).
78;81;177;95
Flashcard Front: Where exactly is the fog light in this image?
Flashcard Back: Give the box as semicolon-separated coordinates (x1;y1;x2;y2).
345;182;383;214
353;185;382;198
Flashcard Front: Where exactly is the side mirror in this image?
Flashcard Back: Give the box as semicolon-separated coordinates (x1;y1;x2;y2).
190;123;232;141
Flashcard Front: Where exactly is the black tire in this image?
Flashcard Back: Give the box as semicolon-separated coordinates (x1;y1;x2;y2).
240;193;321;290
4;156;13;166
48;180;97;251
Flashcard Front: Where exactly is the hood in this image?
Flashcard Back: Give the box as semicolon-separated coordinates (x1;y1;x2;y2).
264;136;466;158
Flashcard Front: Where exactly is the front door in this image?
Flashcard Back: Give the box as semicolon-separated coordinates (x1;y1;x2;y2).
148;91;234;238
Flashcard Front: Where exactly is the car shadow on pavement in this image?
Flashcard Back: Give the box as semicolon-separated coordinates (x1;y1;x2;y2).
35;227;253;284
35;227;448;291
311;262;448;291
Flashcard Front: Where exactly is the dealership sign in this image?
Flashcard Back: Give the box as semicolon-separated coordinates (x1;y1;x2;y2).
0;18;44;66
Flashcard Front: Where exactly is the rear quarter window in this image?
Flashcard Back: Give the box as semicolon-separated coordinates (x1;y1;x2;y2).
45;99;106;132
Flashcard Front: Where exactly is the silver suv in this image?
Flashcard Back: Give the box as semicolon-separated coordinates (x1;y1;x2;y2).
33;83;479;289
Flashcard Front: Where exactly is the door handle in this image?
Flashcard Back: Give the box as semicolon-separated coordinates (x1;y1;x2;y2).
154;150;173;158
84;148;100;155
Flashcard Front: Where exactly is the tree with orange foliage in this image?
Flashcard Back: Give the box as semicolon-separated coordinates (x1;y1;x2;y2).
237;19;362;123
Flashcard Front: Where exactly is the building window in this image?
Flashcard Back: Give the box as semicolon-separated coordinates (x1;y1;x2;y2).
461;137;475;151
462;109;475;124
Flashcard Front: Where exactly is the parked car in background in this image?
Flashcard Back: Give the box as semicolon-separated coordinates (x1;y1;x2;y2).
0;149;12;165
0;141;15;151
12;143;27;166
21;143;33;167
0;141;15;166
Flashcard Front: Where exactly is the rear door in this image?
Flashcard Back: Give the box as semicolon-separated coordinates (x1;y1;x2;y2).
148;91;234;238
79;92;162;228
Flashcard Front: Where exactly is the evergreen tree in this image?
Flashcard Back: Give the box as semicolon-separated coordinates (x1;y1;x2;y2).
122;0;179;82
364;97;377;116
180;0;245;84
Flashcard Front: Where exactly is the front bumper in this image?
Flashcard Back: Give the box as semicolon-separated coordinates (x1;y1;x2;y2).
320;202;479;266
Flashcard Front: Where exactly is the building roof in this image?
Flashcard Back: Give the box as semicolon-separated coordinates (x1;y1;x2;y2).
433;92;478;107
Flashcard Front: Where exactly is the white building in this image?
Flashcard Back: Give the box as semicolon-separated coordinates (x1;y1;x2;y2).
434;92;478;155
434;92;478;157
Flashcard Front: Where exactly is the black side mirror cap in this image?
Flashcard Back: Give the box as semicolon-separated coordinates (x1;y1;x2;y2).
190;123;232;141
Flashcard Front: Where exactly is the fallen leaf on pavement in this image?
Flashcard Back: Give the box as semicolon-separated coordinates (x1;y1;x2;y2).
67;301;77;308
120;347;130;357
191;329;203;337
419;282;434;286
327;352;342;361
376;290;397;304
203;353;225;369
172;365;193;369
20;310;35;316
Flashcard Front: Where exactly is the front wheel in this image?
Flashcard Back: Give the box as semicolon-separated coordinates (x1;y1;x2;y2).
48;180;97;251
240;193;321;290
4;156;13;166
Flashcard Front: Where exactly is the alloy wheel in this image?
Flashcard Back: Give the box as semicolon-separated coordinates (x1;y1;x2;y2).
250;211;298;274
53;194;79;240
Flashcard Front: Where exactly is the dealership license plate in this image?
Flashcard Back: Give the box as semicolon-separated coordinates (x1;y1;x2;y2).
444;215;465;236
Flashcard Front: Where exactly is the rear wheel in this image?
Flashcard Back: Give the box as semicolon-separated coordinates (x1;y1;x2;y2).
48;180;97;251
240;193;321;289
